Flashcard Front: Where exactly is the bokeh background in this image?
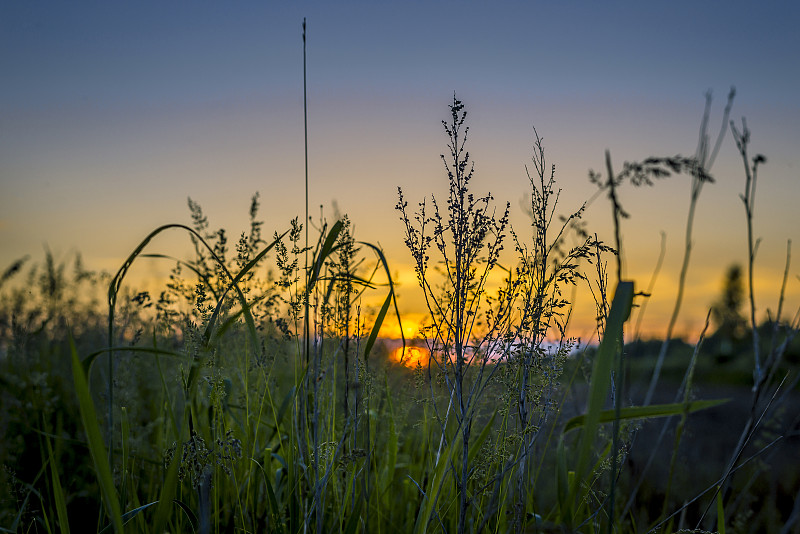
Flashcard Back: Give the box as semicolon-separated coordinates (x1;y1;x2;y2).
2;1;799;341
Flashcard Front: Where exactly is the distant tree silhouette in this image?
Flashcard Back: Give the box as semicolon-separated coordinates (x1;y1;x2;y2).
710;264;746;359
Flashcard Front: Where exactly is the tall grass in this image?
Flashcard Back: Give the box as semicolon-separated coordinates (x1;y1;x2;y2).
1;68;798;534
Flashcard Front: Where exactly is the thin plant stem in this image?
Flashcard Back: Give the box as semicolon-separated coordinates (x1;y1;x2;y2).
732;118;765;384
633;231;666;341
644;89;734;406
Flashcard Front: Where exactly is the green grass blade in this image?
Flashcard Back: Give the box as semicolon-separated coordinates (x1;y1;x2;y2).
412;411;494;534
45;437;70;534
98;501;159;534
562;398;729;434
172;499;199;531
335;271;378;290
343;494;363;534
568;281;633;518
107;223;287;398
413;438;453;534
468;410;496;466
717;486;726;534
359;241;405;347
364;291;392;360
252;459;284;533
151;439;182;534
70;336;124;533
108;224;197;311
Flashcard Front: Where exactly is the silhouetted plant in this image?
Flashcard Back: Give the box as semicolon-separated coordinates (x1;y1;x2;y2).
5;77;799;533
398;94;515;533
699;117;800;531
502;127;613;531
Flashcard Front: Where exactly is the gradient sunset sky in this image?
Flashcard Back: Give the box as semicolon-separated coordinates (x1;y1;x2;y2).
2;2;799;341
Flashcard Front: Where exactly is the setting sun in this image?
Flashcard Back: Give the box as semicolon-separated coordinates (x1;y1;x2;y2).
389;345;430;367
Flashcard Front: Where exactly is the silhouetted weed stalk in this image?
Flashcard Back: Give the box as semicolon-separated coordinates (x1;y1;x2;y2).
642;89;736;407
397;95;515;533
1;85;799;534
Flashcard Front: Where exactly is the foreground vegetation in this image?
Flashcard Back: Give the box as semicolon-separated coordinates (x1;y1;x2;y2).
1;92;799;534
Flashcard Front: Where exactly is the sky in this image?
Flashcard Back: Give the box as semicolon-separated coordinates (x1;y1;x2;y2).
2;2;799;342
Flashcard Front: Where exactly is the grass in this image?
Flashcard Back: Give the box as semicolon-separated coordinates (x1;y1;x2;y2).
1;83;799;533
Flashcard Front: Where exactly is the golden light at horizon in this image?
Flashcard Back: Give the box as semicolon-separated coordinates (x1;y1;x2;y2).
378;258;800;344
378;311;427;340
18;239;795;348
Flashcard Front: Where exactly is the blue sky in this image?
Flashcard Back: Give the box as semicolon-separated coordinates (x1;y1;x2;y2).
2;2;799;338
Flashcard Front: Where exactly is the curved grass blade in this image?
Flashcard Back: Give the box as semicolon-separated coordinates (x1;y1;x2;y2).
335;271;378;290
359;241;405;347
252;459;285;534
81;346;185;375
139;253;221;300
562;398;730;434
106;223;254;453
364;291;392;360
172;499;199;532
45;437;70;534
98;501;159;534
202;230;288;350
109;224;209;320
108;222;286;362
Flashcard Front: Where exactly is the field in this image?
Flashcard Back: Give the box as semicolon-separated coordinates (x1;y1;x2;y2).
1;94;799;534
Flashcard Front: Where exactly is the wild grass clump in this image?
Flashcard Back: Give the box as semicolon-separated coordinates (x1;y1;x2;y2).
1;89;798;534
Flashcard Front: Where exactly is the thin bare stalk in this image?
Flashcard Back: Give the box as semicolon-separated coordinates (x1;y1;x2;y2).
648;434;783;534
644;89;734;406
731;118;766;385
660;310;711;529
699;121;799;529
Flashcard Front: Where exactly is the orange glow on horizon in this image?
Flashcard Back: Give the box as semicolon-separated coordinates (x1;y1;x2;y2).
378;311;427;340
82;257;798;349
